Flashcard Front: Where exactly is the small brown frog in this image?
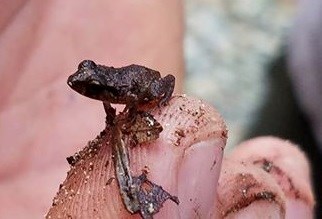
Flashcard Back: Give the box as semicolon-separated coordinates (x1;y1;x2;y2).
67;60;175;112
66;60;178;218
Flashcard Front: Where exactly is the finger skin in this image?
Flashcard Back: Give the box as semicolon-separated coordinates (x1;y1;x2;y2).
217;159;286;218
228;137;314;218
46;95;227;218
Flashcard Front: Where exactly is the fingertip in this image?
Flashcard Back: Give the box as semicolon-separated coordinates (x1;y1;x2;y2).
229;136;315;218
47;95;228;218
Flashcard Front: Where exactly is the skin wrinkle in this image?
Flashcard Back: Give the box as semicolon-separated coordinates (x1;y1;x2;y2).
223;191;278;217
223;174;280;217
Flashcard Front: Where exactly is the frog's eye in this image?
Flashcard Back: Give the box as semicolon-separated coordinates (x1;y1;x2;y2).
78;60;96;70
88;79;101;86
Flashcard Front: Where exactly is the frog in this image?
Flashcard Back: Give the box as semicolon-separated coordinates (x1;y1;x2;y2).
67;60;175;114
67;60;179;217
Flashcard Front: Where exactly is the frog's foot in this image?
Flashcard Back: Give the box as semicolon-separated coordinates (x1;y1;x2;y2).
151;74;175;107
132;172;179;219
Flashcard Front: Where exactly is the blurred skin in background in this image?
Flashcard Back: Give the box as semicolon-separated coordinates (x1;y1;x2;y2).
0;0;316;218
289;0;322;153
288;1;322;216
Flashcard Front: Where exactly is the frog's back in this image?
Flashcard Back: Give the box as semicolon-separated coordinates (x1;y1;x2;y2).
119;64;161;79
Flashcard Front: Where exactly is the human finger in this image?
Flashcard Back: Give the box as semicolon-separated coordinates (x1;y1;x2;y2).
46;95;227;218
218;137;314;218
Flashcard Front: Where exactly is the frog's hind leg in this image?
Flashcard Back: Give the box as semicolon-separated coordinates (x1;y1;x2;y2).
151;74;175;107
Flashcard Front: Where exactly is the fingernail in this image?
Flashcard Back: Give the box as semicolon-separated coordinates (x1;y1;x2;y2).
177;138;224;218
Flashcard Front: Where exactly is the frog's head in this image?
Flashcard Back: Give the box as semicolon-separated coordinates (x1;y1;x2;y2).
67;60;109;100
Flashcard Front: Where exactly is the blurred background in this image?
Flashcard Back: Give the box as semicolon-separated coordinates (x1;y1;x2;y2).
184;0;321;216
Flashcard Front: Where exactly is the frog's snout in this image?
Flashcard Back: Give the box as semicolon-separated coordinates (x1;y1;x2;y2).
67;74;77;87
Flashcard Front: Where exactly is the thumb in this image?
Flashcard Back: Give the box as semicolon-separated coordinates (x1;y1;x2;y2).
46;95;227;218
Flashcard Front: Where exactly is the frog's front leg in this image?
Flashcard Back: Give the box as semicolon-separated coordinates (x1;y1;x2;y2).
121;94;140;125
151;74;175;107
103;102;116;125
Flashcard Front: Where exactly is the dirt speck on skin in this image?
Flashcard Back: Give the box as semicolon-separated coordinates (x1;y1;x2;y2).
104;160;109;168
174;129;186;146
142;165;150;174
106;177;115;186
210;159;217;170
166;97;227;149
253;159;273;173
221;130;228;139
193;203;201;219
